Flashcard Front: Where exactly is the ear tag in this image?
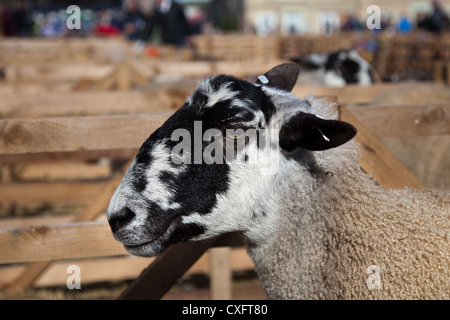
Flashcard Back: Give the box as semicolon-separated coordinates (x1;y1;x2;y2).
317;127;330;142
258;75;269;84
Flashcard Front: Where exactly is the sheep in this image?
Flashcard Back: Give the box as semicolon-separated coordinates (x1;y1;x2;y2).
107;63;449;299
292;49;377;87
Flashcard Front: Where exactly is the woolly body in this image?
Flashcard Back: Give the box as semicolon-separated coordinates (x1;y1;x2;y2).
107;64;449;299
238;93;449;299
247;128;448;299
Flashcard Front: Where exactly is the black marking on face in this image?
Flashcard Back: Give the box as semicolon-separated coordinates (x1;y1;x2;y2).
336;59;360;84
171;163;230;215
293;49;372;85
190;90;208;114
131;164;150;193
110;74;279;254
324;50;362;84
167;221;206;244
204;75;276;125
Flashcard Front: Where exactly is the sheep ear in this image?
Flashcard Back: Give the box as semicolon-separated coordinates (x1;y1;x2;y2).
279;112;357;152
256;63;300;92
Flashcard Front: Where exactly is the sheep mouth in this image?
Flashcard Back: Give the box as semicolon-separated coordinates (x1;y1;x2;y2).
116;220;207;257
123;237;166;257
118;221;180;257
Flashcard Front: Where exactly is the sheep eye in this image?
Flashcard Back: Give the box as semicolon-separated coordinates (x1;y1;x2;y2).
225;129;246;140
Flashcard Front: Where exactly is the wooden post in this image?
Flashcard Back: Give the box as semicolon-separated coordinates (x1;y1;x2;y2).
446;62;450;86
209;247;232;300
117;61;131;91
434;60;444;83
119;237;219;300
90;60;148;91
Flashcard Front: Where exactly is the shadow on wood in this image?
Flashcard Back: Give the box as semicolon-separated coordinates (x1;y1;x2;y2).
119;237;219;300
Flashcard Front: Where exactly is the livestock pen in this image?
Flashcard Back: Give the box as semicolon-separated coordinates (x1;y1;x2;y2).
0;35;449;300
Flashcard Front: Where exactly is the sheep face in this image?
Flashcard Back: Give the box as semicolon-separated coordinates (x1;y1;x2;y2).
293;49;376;86
107;64;356;257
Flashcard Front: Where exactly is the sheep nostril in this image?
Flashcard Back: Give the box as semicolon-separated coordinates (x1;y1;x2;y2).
108;207;136;233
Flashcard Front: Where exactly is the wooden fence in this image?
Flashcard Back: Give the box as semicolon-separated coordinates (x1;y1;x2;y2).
1;90;448;298
0;36;449;299
2;32;450;81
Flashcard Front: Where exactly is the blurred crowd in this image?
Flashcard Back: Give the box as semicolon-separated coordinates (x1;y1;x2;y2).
341;1;449;34
1;0;449;41
0;0;209;41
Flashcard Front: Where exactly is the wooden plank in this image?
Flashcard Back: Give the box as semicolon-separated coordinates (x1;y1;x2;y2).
119;237;218;300
0;181;107;204
292;83;406;105
4;159;132;294
0;221;127;264
209;247;232;300
2;60;283;84
0;215;75;229
5;100;445;156
0;247;254;288
140;60;285;78
0;89;190;118
14;161;111;181
0;113;172;155
340;106;425;189
0;148;137;164
0;256;150;288
3;63;114;83
347;103;450;137
0;214;106;229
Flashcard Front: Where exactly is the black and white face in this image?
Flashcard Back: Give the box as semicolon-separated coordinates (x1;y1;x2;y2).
107;64;357;257
293;49;375;86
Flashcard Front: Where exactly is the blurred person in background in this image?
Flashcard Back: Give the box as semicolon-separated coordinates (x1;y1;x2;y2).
120;0;146;40
418;0;450;33
134;0;193;52
341;14;363;32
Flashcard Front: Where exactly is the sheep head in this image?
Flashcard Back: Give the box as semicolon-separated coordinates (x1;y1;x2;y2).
107;63;356;257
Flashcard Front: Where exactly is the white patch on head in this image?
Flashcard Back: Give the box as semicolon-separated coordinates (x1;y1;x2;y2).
356;68;372;86
181;157;283;246
195;77;240;109
142;142;184;210
308;53;328;66
107;140;188;250
323;70;346;87
108;140;185;225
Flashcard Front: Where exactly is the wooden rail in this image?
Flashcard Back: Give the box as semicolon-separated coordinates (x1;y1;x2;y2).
1;104;448;156
1;93;448;298
0;221;126;264
0;113;171;154
3;32;449;81
1;103;443;297
1;35;448;299
2;104;440;264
